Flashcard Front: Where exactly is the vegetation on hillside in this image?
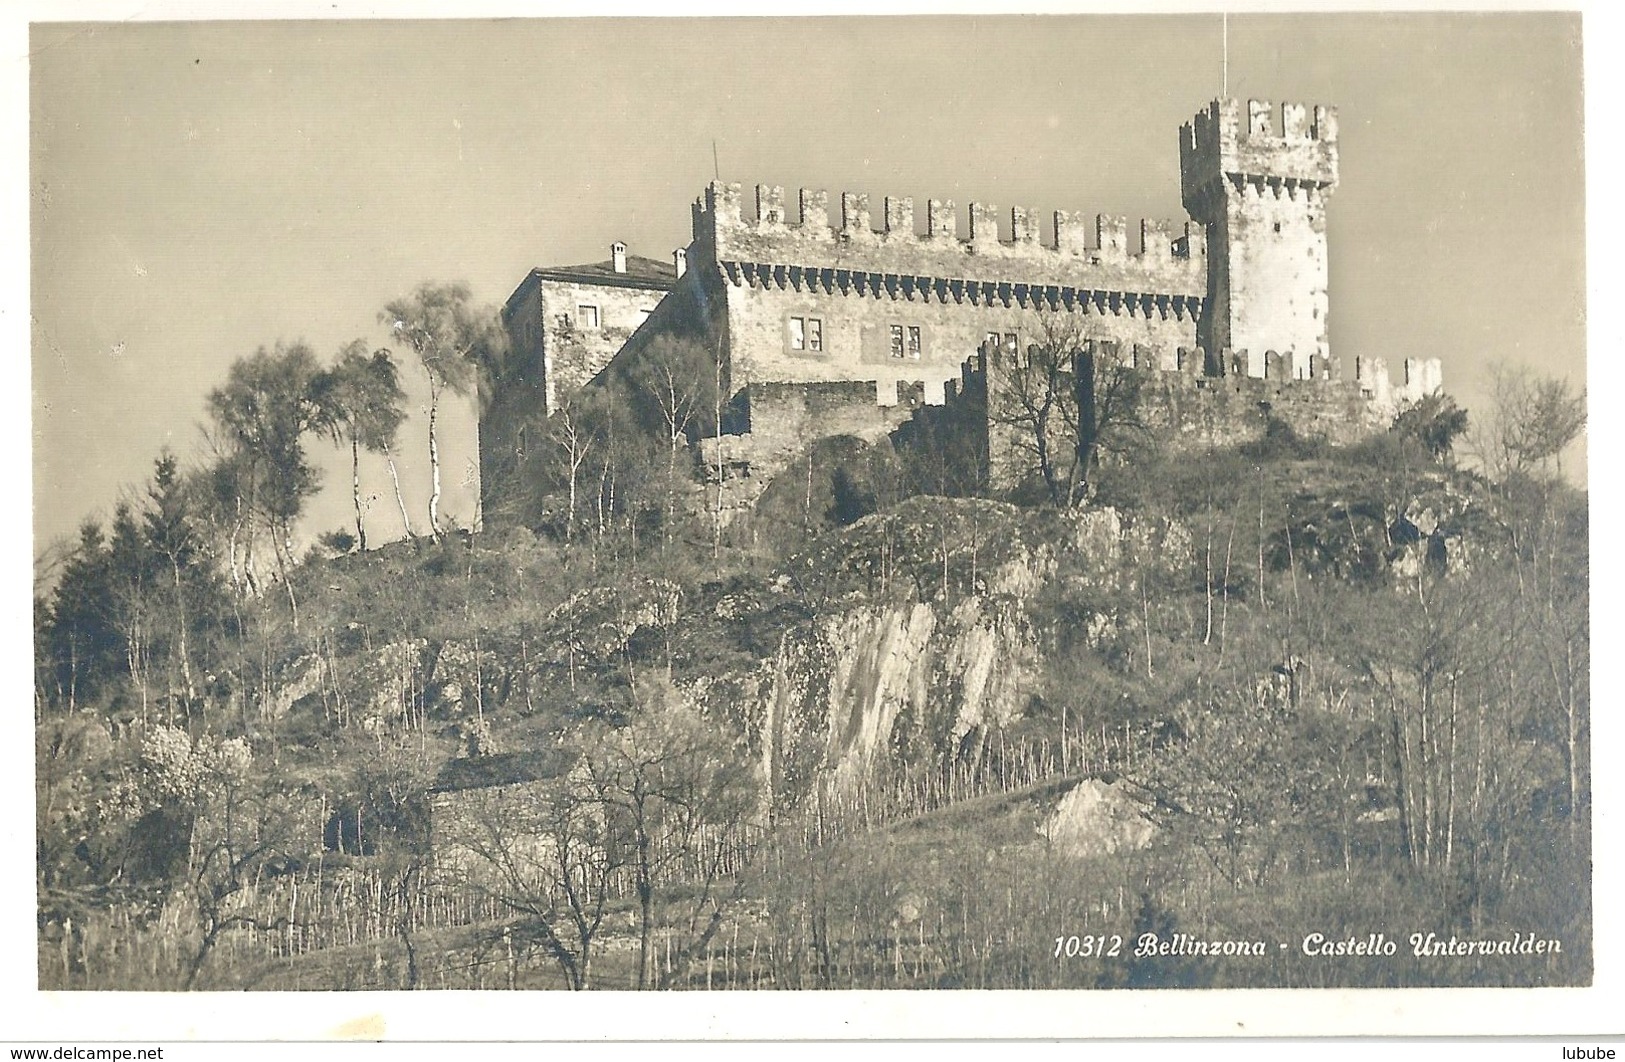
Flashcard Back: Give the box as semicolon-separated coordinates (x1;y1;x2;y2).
34;308;1588;990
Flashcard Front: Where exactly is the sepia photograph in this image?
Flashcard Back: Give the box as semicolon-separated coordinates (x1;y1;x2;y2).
16;2;1610;1042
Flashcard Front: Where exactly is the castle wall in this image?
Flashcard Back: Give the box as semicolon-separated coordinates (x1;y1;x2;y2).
534;278;666;411
970;348;1403;495
746;379;922;460
1144;372;1381;452
481;283;548;518
697;378;930;514
719;279;1201;398
699;182;1209;299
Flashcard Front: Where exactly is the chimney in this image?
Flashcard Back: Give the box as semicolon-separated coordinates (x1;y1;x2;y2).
673;247;688;279
611;241;627;274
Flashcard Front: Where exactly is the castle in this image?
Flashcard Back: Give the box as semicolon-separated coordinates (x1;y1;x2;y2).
480;98;1444;515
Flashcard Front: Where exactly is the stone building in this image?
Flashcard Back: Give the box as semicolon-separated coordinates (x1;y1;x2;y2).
480;241;682;499
480;97;1443;515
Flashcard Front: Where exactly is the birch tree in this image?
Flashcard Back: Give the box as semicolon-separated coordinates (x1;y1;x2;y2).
381;283;505;540
315;341;407;551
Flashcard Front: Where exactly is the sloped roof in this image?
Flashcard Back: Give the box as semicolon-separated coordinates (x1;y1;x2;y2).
505;252;680;314
536;254;677;287
432;747;574;794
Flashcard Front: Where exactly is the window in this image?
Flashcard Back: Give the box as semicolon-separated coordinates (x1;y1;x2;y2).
789;316;823;353
578;304;600;329
1005;332;1023;368
890;323;924;359
984;331;1002;354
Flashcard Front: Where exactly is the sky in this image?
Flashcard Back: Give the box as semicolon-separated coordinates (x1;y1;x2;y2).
29;12;1586;557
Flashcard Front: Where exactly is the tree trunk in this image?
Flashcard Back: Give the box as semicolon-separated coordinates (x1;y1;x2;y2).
1073;346;1097;506
427;390;443;541
351;432;368;552
272;523;300;631
383;441;414;540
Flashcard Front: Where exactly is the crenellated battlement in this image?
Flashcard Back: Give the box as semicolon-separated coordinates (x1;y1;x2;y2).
1355;355;1445;413
950;341;1442;484
692;181;1207;299
1181;98;1339;212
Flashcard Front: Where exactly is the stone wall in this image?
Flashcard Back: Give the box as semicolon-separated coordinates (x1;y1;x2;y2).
960;345;1428;493
1144;371;1382;452
697;378;931;513
536;278;666;411
715;271;1198;397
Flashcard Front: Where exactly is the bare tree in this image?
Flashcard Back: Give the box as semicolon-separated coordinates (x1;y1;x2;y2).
546;400;597;547
447;768;625;990
1469;363;1586;484
628;336;709;548
585;678;759;989
988;313;1147;506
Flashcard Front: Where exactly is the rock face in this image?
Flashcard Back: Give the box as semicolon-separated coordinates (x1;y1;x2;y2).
744;594;1039;807
1042;778;1157;858
702;499;1186;810
266;638;428;730
261;498;1192;819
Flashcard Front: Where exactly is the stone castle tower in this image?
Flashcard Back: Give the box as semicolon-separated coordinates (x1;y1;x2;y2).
1181;98;1339;380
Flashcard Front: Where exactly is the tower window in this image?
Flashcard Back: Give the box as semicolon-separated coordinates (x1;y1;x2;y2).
577;304;600;329
890;325;905;358
806;318;822;352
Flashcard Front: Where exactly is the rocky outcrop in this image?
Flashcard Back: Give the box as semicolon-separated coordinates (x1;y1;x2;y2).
1041;778;1157;858
743;593;1040;807
265;638;428;730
